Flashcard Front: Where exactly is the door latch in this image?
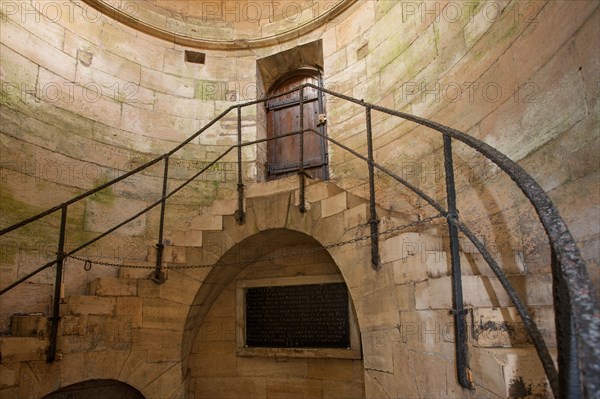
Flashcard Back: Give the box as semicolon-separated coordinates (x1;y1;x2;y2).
317;113;327;126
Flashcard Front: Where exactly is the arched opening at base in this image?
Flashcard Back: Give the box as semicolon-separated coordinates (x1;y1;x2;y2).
183;229;365;399
42;379;145;399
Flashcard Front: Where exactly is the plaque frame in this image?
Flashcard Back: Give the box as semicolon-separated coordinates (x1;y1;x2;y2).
236;275;362;359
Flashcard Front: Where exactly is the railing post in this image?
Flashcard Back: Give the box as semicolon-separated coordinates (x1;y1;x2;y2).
365;106;380;269
552;250;581;398
47;205;67;362
298;86;306;213
235;105;245;224
153;155;169;284
443;135;473;389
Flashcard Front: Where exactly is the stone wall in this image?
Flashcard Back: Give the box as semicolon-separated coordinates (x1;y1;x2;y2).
320;0;599;293
0;0;597;397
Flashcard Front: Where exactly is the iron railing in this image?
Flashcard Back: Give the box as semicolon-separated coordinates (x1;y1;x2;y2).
0;83;598;398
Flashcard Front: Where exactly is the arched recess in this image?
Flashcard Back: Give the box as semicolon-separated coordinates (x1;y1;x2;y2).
181;228;364;398
42;379;145;399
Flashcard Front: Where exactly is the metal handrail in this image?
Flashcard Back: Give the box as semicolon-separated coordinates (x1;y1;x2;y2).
0;84;597;398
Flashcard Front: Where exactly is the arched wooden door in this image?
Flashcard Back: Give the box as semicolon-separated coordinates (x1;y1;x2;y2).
266;72;328;180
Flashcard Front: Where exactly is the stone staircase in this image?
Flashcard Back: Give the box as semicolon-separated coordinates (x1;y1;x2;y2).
0;178;556;398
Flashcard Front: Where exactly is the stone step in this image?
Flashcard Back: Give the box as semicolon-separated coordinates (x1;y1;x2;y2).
471;346;554;398
88;278;137;297
65;295;117;316
0;336;48;363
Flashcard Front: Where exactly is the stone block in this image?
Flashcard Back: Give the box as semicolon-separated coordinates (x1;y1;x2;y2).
307;182;344;203
321;192;347;218
89;278;137;296
116;297;143;328
154;92;215;119
395;284;414;311
362;329;394;373
118;350;178;393
307;359;355;381
147;245;187;264
119;263;155;279
120;103;197;141
470;347;555;397
190;214;223;231
194;377;267;399
141;362;183;398
141;298;188;331
209;198;239;215
344;203;368;229
236;357;308;377
408;350;450;397
399;310;455;356
1;19;76;81
131;328;182;351
266;377;322;399
0;337;47;363
245;176;298;198
9;314;47;338
84;196;147;237
415;276;453;310
322;380;364;399
190;341;237;377
68;296;116;316
168;230;203;247
354;286;399;330
158;270;202;305
461;251;526;276
140;64;194;98
0;363;18;388
381;232;445;264
473;306;556;348
252;192;291;231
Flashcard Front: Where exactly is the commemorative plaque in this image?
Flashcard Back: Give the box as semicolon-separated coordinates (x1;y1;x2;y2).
245;282;350;348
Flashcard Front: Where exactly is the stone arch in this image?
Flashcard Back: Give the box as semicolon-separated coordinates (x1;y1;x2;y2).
42;379;145;399
180;179;376;392
182;228;365;397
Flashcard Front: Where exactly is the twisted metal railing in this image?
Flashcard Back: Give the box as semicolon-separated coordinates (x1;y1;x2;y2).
0;83;598;398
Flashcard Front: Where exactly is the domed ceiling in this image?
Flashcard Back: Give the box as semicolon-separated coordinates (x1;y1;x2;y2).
81;0;355;49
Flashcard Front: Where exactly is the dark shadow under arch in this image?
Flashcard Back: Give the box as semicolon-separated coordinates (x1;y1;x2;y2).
42;379;144;399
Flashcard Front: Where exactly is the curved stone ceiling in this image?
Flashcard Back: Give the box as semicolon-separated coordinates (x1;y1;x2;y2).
82;0;356;50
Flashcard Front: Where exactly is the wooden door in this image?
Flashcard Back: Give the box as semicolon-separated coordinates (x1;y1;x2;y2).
266;73;328;180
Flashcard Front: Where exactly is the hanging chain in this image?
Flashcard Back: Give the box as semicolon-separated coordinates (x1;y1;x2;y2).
67;214;444;271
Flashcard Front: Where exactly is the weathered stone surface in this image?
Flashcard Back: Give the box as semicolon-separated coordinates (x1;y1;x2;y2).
252;192;291;231
141;298;188;331
67;296;116;316
0;337;47;363
321;192;347;218
343;203;368;229
381;232;445;264
245;176;298;198
116;297;143;329
194;377;267;399
9;314;47;338
190;214;223;231
89;278;137;296
362;328;394;373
